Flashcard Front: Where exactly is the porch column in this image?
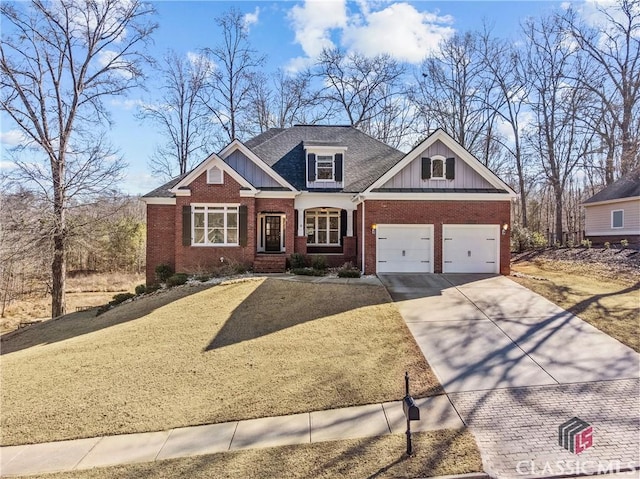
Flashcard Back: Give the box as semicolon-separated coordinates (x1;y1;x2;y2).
297;208;305;237
346;208;354;236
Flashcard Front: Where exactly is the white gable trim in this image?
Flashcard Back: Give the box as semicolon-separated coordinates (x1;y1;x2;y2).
366;129;516;196
140;197;177;205
169;153;257;194
355;192;513;202
219;140;297;191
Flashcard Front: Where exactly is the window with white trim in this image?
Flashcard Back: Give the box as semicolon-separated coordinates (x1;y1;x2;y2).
316;155;334;180
431;157;445;179
193;205;238;245
306;209;340;245
207;166;223;184
612;209;624;229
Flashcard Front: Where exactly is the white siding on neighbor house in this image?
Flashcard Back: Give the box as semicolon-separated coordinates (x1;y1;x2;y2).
381;140;493;189
585;199;640;236
223;150;282;189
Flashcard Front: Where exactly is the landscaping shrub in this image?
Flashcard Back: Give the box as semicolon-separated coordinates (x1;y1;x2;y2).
621;239;629;249
531;231;548;248
580;239;592;249
291;267;325;276
111;292;135;305
311;255;327;270
145;283;161;293
134;284;146;295
166;273;188;287
195;274;210;282
511;225;547;252
155;263;174;283
337;262;361;278
289;253;308;269
604;241;611;249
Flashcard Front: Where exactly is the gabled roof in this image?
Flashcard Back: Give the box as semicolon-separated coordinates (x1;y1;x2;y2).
247;125;405;192
583;168;640;205
365;128;516;196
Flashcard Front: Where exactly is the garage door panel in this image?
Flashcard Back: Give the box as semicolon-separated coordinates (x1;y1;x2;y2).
376;225;433;273
443;225;499;274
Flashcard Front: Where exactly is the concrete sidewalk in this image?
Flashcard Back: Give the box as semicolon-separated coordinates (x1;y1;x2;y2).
0;396;463;477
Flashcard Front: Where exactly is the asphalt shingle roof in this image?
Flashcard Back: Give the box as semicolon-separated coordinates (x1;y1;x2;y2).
247;125;405;192
142;125;405;197
584;168;640;204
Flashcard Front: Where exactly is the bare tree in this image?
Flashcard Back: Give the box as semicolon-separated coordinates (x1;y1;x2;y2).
316;48;409;142
561;0;640;182
139;50;212;179
413;32;499;162
522;14;595;244
479;32;532;226
201;8;266;143
0;0;156;318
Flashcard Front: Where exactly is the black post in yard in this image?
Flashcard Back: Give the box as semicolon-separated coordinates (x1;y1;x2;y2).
405;371;412;455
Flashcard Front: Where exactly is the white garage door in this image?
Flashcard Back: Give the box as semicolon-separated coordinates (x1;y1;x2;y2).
376;225;433;273
443;225;499;273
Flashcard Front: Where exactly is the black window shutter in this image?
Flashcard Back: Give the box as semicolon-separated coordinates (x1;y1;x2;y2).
334;153;343;182
446;157;455;179
307;153;316;182
239;205;248;247
340;209;347;240
421;157;431;179
182;205;191;246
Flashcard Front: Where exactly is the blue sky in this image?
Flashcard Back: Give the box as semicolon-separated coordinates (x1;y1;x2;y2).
2;0;580;195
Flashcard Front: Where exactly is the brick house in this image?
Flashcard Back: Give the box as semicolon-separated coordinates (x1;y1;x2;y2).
142;126;516;284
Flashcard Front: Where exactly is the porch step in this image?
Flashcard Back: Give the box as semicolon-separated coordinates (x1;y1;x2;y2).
253;255;287;273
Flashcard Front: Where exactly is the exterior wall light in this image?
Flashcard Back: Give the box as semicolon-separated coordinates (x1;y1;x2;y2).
502;223;509;236
371;224;377;235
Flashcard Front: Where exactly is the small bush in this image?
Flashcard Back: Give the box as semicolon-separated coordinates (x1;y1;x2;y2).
510;225;548;252
604;241;611;249
338;268;361;278
195;274;210;283
580;239;592;249
134;284;146;295
291;267;325;276
166;273;188;287
289;253;308;269
155;263;174;283
111;292;135;305
531;231;548;248
311;255;327;270
145;283;161;293
621;239;629;249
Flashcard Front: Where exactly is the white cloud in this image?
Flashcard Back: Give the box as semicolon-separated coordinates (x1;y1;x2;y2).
0;129;28;147
342;2;454;63
288;0;348;59
286;0;455;69
110;98;145;110
243;7;260;31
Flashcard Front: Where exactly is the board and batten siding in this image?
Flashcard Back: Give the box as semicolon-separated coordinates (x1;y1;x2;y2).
585;199;640;236
381;140;493;189
224;150;282;189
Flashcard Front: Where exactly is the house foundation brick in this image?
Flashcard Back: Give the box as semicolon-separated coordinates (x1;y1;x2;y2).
146;205;176;285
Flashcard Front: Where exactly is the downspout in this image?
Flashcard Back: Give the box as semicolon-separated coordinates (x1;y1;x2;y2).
361;199;366;275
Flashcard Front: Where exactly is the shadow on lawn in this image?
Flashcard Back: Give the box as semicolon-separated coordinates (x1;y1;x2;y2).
204;279;389;351
0;284;213;355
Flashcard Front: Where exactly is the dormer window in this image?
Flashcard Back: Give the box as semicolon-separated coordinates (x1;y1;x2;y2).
317;156;335;180
306;148;345;185
421;155;455;180
432;158;444;179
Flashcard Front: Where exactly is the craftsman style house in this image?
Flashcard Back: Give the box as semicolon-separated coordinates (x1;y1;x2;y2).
142;126;516;284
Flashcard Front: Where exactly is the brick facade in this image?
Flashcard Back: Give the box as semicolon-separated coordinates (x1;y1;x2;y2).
360;200;511;275
146;205;177;285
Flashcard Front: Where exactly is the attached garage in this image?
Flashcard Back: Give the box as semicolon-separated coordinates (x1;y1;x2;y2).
442;225;500;273
376;224;433;273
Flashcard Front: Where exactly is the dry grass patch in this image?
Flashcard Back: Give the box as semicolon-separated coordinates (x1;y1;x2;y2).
13;429;481;479
1;278;439;446
511;259;639;352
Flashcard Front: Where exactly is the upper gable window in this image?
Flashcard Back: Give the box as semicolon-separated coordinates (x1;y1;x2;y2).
432;158;445;179
207;166;223;184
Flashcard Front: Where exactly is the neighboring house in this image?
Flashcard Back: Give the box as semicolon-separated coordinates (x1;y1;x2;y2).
141;126;516;285
583;169;640;246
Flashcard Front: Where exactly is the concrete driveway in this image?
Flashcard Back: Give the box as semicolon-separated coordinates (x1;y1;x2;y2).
380;273;640;479
379;273;639;392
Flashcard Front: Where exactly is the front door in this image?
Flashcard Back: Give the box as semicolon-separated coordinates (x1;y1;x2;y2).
265;216;282;252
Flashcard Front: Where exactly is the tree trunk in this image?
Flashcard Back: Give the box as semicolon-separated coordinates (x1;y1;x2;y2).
51;232;66;318
554;187;564;245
